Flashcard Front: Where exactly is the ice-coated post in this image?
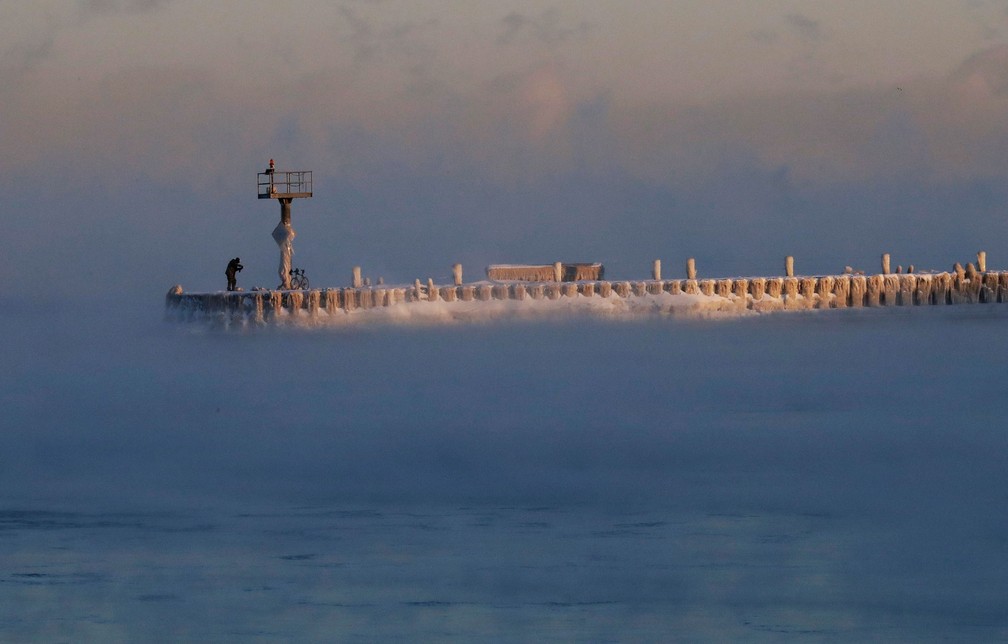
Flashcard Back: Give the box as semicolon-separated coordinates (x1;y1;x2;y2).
652;259;661;281
553;262;563;282
272;198;296;290
352;266;362;288
453;263;463;286
687;258;697;280
882;253;891;275
978;251;987;273
785;256;794;278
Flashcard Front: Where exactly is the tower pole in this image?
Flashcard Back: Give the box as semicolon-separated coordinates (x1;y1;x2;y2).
272;198;295;289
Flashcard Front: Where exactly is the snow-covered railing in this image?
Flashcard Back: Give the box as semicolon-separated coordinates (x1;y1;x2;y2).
486;263;604;282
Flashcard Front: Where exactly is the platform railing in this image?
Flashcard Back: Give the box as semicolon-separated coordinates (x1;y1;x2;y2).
257;170;312;199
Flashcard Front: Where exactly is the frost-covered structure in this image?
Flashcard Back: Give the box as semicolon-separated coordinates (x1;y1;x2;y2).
272;219;295;288
486;263;604;282
166;266;1008;329
258;165;312;289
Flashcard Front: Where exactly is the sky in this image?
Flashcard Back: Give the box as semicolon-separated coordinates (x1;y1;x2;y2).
6;1;1008;295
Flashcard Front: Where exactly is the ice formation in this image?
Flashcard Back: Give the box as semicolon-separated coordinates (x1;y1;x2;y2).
272;221;295;289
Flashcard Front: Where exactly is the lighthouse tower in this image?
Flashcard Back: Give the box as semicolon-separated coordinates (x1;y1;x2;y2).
258;160;313;289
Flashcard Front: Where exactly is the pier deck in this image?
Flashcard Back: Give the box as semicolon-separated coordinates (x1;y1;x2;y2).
166;268;1008;327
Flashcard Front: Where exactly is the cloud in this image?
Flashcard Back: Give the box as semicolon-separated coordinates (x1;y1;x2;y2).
497;8;589;48
337;4;438;66
950;43;1008;98
749;29;778;46
1;27;56;72
77;0;173;19
6;30;1008;205
784;13;823;42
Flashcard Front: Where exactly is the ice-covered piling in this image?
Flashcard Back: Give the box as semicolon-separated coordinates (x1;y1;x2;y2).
816;276;834;309
716;279;732;298
733;278;748;299
766;278;783;299
833;276;850;308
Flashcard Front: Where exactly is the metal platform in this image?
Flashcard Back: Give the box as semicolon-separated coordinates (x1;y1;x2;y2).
257;170;312;199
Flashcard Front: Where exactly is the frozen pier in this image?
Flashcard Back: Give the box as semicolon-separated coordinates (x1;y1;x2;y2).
166;258;1008;327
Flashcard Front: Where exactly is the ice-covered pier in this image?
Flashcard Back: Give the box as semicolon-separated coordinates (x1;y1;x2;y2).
166;254;1008;327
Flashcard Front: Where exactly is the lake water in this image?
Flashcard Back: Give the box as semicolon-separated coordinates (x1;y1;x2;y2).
2;299;1007;640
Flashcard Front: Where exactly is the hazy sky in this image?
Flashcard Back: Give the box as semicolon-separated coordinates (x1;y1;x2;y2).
6;1;1008;294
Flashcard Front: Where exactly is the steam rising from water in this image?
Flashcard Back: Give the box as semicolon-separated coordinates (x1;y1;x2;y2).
2;301;1008;639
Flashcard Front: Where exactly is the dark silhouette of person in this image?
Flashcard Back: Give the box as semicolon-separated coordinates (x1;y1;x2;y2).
226;257;243;291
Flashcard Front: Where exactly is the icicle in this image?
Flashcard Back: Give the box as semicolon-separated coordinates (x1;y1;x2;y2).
850;276;866;307
914;275;933;305
833;276;850;308
883;275;899;305
866;275;882;306
816;276;834;309
898;275;916;305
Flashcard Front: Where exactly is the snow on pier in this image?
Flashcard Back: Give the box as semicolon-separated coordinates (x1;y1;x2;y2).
165;260;1008;328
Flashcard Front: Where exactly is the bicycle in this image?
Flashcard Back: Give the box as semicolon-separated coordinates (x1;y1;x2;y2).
289;268;310;290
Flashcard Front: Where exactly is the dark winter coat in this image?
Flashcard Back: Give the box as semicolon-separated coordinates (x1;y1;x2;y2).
225;258;243;278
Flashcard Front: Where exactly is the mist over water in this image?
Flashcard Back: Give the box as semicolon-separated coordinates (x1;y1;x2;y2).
2;300;1008;639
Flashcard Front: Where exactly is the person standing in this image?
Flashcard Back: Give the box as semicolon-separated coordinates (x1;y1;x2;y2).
225;257;243;291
